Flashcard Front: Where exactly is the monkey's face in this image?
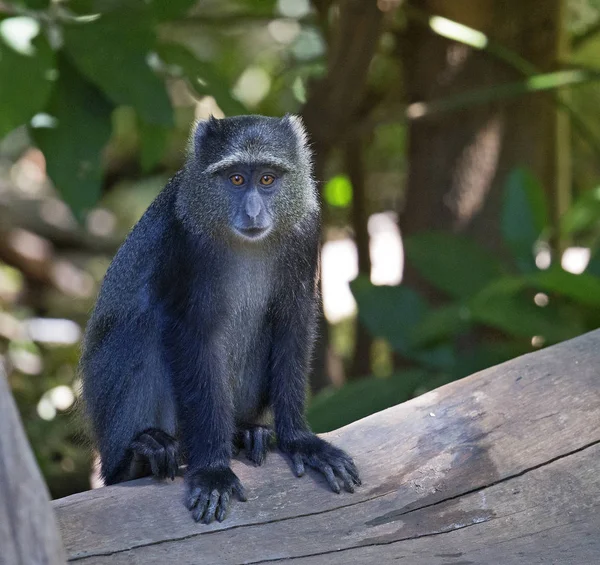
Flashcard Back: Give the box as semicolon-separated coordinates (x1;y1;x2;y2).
179;114;318;243
219;166;281;241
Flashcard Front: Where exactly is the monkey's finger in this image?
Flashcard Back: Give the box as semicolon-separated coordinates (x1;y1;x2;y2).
319;463;341;494
332;464;355;493
243;429;252;454
148;453;162;478
192;498;209;523
202;489;220;524
216;492;230;522
292;453;305;477
186;486;207;510
167;454;178;481
232;477;247;502
345;461;361;485
252;431;265;465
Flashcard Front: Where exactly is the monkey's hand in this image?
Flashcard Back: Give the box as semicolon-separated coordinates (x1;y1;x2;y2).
185;467;247;524
130;428;180;480
279;433;361;493
233;424;275;465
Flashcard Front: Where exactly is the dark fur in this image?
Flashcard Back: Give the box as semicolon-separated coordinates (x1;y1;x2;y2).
80;115;360;524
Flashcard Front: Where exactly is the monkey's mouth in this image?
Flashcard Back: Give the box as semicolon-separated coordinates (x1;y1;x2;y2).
236;226;270;240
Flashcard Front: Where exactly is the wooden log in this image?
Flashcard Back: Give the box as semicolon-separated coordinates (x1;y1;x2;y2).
53;330;600;564
0;368;66;565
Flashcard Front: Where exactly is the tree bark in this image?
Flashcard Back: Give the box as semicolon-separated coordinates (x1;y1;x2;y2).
346;139;373;378
53;329;600;564
302;0;385;391
0;368;66;565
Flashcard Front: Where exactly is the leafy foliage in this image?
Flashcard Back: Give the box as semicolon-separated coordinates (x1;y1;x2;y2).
0;0;248;217
309;167;600;432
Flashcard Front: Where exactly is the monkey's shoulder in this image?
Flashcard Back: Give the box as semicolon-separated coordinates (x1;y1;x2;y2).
92;174;183;316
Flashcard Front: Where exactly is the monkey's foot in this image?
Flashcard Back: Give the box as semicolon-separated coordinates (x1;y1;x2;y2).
234;424;275;466
130;428;180;481
185;467;247;524
279;433;361;493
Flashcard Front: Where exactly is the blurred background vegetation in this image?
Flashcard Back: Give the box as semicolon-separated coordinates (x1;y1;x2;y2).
2;0;600;498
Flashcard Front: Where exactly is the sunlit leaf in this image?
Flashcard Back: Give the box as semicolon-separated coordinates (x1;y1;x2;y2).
502;168;549;272
405;232;504;298
0;21;55;138
64;17;172;125
324;174;352;207
31;57;113;218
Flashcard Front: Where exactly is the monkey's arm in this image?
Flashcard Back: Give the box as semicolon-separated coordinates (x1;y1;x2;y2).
269;243;360;494
162;302;246;523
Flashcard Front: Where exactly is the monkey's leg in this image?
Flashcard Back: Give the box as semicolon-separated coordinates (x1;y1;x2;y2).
233;424;275;465
82;318;178;486
129;428;180;481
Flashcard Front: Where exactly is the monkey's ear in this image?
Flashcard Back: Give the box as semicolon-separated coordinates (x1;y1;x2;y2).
284;114;309;147
190;115;220;156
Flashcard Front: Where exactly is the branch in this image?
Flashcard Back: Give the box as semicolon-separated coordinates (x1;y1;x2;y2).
53;330;600;563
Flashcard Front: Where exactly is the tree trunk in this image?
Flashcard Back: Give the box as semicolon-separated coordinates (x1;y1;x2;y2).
302;0;384;391
0;368;66;565
399;0;566;300
346;139;373;379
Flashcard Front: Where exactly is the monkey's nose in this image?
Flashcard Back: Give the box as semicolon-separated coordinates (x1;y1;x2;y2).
245;192;262;219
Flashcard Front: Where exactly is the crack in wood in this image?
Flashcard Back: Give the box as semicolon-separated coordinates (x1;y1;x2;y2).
67;437;600;563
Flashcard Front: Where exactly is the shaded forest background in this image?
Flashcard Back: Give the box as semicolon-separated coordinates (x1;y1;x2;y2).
2;0;600;498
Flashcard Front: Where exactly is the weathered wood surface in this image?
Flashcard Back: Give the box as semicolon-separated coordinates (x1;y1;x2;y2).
0;368;66;565
54;330;600;564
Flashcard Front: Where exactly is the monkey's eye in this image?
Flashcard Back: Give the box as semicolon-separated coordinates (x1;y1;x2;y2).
259;174;275;186
229;174;245;186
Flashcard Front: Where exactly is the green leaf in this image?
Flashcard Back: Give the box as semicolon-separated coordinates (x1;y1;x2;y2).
410;303;471;347
502;168;549;272
22;0;50;8
155;42;247;116
451;340;532;379
0;20;55;139
351;276;427;352
351;276;455;370
151;0;196;20
522;269;600;308
31;57;113;218
307;370;431;433
586;250;600;278
470;279;583;343
405;232;504;299
560;185;600;243
69;0;195;20
64;17;172;125
139;120;168;173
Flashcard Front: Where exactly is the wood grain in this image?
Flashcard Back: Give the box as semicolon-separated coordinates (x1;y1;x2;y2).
53;330;600;564
0;368;66;565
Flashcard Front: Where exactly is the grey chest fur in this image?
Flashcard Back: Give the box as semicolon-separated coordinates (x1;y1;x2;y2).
221;251;276;422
